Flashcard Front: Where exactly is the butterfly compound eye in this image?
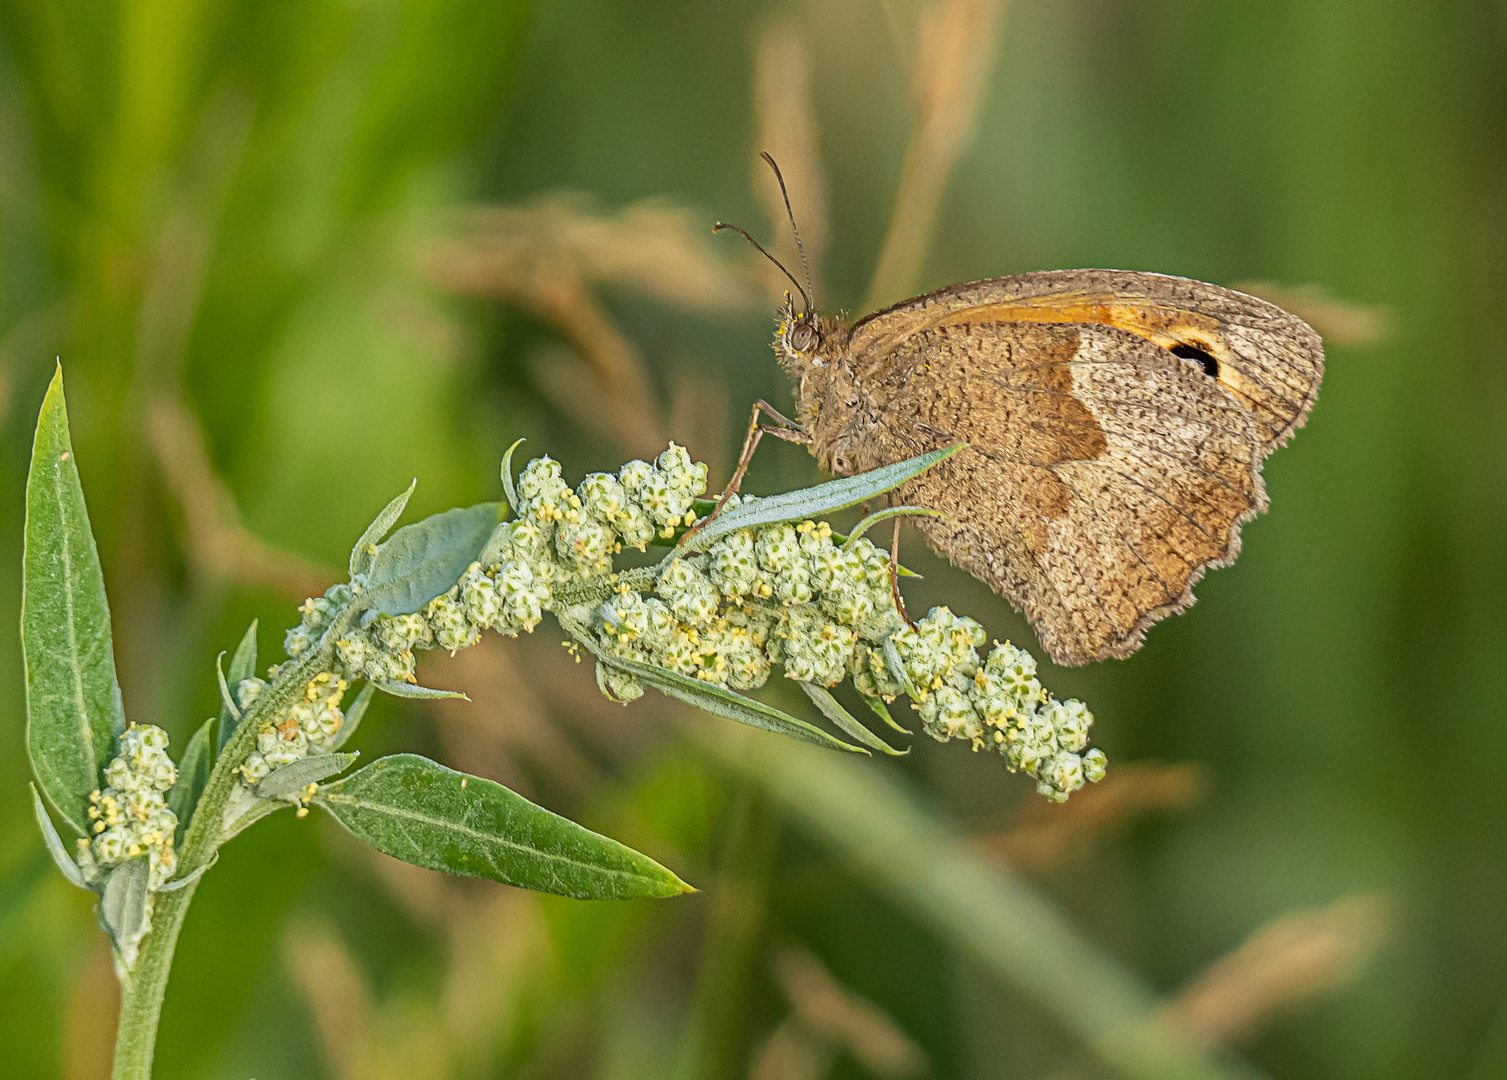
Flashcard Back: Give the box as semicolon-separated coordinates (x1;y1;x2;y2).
790;320;816;353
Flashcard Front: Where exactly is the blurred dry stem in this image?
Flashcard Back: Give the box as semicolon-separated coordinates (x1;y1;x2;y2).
424;195;756;461
425;636;602;798
1231;282;1392;348
144;394;334;599
752;18;830;304
982;763;1208;871
764;945;927;1078
286;888;550;1080
1165;893;1392;1048
1043;894;1391;1080
864;0;1009;311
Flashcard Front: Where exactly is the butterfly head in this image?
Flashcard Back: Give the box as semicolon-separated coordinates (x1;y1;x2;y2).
776;295;821;365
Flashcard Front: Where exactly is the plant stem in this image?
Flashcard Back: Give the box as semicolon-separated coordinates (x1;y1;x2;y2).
108;606;359;1078
110;880;196;1080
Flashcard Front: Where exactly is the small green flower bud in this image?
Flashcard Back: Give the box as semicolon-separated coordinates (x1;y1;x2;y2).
708;530;760;599
755;524;801;572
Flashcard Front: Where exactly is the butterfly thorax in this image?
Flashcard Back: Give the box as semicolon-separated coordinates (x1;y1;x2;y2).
773;304;864;475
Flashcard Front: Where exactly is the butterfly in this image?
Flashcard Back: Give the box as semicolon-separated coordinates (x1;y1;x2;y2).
720;158;1324;667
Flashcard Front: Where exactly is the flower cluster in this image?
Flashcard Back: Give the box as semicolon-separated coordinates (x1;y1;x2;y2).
882;607;1106;800
263;443;1103;802
77;724;179;889
595;517;1103;800
234;671;349;786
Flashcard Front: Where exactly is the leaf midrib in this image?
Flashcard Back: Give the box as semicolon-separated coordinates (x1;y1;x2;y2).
319;788;657;887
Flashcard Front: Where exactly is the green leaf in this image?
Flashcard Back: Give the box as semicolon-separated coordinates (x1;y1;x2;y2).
581;637;864;753
169;718;216;845
218;620;259;752
677;445;963;553
500;437;526;514
360;501;503;616
97;857;152;970
371;680;469;701
331;682;375;750
800;682;907;755
883;636;921;700
661;501;921;576
258;752;359;800
350;479;417;579
22;366;127;838
843;505;941;548
215;653;241;724
31;784;89;890
314;754;692;900
860;692;911;735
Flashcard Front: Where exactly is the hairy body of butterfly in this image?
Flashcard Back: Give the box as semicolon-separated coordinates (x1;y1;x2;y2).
773;269;1324;667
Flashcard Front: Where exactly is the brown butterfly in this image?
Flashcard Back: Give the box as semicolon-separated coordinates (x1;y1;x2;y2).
719;159;1324;667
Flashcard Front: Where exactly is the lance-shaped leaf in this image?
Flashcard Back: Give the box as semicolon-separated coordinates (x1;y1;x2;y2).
860;693;911;736
218;620;259;752
361;502;503;617
169;717;216;845
677;445;962;553
258;752;359;800
371;680;469;701
350;479;417;578
883;636;921;700
580;636;863;753
800;682;907;756
842;505;940;548
332;682;375;751
97;857;152;970
31;784;89;890
23;367;126;838
660;501;921;576
314;755;692;899
500;437;526;514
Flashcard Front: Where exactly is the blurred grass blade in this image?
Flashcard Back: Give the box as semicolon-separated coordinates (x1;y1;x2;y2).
351;479;417;578
169;717;216;845
314;754;693;899
331;682;375;750
31;784;88;890
695;730;1263;1080
218;620;259;752
800;682;907;755
258;752;360;800
22;367;127;838
678;446;963;552
362;502;503;616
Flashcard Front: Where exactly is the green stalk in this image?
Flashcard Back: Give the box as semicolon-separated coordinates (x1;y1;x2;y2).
108;609;357;1079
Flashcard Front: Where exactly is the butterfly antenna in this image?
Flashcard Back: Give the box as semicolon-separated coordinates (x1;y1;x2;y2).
759;151;816;315
713;221;812;315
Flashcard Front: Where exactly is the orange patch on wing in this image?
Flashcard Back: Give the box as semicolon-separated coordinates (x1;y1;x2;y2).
934;293;1262;411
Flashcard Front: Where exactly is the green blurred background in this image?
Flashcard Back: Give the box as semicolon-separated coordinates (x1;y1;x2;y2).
2;1;1505;1077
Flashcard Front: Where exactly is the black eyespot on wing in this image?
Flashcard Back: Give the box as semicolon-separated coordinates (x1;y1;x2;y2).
1171;343;1219;378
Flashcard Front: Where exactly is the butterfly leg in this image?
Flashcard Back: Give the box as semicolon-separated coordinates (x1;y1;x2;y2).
889;516;913;627
686;401;808;542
